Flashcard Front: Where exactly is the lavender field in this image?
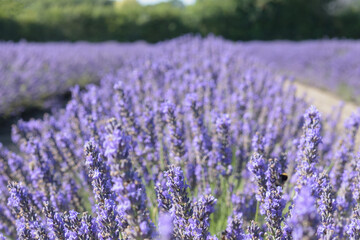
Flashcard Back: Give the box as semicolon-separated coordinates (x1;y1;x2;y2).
0;41;150;116
0;36;359;239
240;40;360;103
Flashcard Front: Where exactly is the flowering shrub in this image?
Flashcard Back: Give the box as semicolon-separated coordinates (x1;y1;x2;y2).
0;36;359;239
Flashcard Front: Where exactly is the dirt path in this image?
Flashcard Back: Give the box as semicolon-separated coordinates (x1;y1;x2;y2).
293;81;360;150
293;81;359;124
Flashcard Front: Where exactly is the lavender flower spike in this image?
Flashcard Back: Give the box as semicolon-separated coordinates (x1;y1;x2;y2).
248;153;267;203
221;213;246;240
287;186;321;240
346;204;360;240
215;114;232;176
84;140;125;239
8;182;49;240
246;221;263;240
189;195;217;239
158;213;174;240
296;105;322;193
162;101;186;164
104;124;155;239
316;172;336;239
346;153;360;240
264;186;285;240
114;82;140;137
43;201;66;240
165;166;193;239
331;110;360;190
155;182;173;212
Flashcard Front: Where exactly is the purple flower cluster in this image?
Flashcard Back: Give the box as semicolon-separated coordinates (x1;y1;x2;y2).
0;36;358;239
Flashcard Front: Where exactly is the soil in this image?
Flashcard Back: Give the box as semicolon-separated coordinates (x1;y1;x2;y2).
293;81;359;124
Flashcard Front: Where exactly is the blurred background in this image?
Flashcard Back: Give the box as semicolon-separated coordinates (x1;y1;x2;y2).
1;0;360;42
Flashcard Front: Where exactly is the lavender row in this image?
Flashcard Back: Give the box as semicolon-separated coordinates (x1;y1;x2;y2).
0;35;358;239
2;39;359;116
239;40;360;102
0;41;149;116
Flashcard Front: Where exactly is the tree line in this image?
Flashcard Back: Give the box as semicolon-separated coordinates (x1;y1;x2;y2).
0;0;359;42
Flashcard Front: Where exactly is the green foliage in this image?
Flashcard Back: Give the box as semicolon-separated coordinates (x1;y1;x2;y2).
337;82;355;102
0;0;360;42
189;0;336;40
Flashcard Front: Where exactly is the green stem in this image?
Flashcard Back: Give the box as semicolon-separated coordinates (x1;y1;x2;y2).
255;201;260;223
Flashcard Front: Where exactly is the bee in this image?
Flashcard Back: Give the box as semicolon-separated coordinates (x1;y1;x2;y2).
275;173;288;187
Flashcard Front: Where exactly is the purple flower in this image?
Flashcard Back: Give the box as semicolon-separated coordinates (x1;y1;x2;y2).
103;123;155;239
331;110;360;191
43;201;66;240
162;101;186;164
155;182;173;212
63;210;81;240
295;106;322;194
158;213;174;240
187;93;212;187
264;186;285;239
103;124;131;161
287;186;320;240
316;172;336;239
246;220;263;240
164;166;192;238
222;213;246;240
84;140;125;239
248;153;267;203
7;182;47;239
114;82;140;137
346;204;360;240
214;114;232;176
189;195;217;239
252;133;265;156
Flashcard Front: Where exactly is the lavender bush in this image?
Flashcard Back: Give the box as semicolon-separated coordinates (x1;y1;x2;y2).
0;35;359;239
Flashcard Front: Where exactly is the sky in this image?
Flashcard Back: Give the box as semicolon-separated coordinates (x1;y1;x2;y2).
138;0;196;5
